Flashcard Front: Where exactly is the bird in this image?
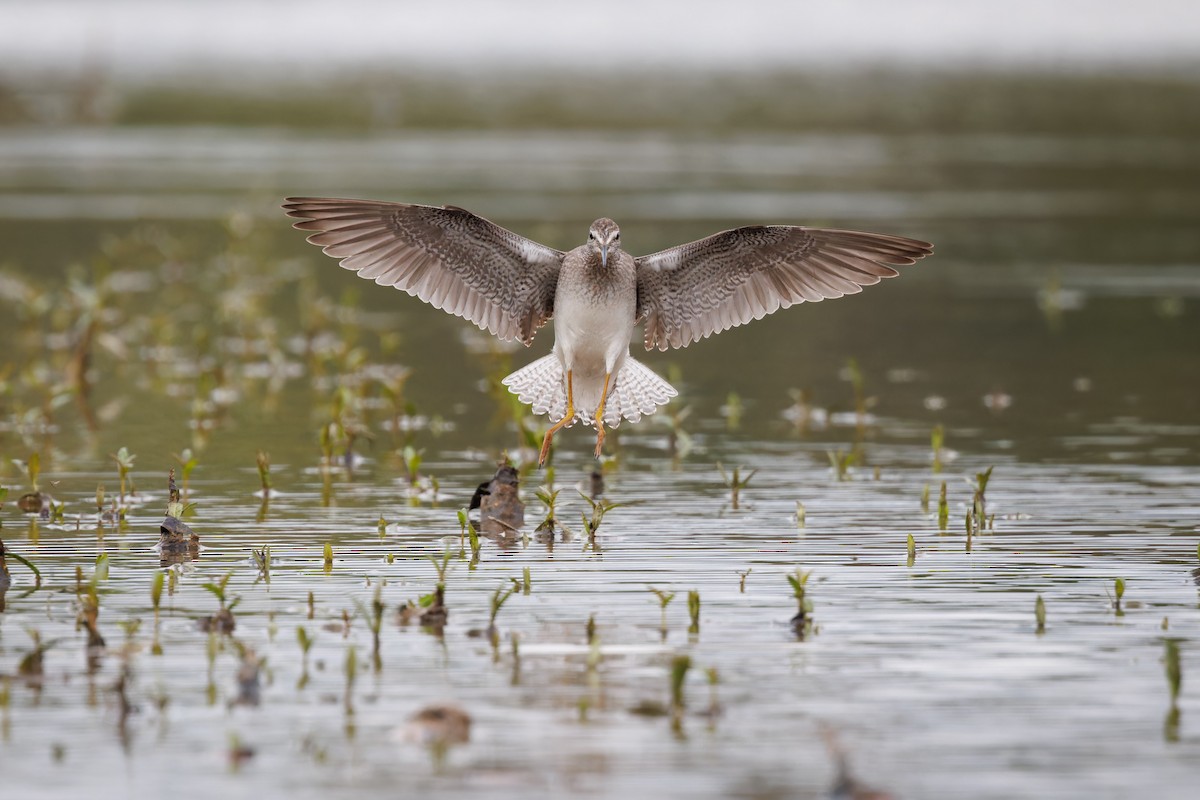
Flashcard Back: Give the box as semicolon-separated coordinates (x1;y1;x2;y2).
283;198;932;464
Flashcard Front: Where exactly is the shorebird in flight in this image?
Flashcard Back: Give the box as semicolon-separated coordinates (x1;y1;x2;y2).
284;198;932;465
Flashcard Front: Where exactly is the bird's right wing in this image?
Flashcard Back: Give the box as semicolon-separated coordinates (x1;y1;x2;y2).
284;198;564;345
635;226;932;350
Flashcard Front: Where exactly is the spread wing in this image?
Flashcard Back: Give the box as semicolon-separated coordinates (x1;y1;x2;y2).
635;226;932;351
283;198;564;345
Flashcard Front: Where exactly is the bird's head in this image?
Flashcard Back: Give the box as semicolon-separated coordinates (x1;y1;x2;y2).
588;218;621;268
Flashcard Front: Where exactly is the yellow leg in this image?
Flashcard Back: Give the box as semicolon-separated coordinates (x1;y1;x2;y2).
538;370;574;467
593;372;612;458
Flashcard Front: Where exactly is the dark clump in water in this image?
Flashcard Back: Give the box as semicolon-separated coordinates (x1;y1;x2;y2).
470;459;524;536
159;517;200;562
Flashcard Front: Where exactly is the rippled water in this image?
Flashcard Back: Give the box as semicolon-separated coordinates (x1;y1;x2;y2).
1;71;1199;799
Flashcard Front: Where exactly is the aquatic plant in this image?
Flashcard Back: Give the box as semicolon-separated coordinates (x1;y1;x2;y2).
1111;578;1126;617
906;533;916;567
787;568;814;638
343;644;357;717
1035;595;1046;634
795;501;806;528
687;590;700;635
648;587;676;638
200;572;240;633
172;448;198;502
717;463;757;509
737;569;751;593
402;445;423;488
252;545;271;585
534;487;561;534
579;491;636;543
920;483;930;513
826;449;855;482
354;585;385;670
486;581;518;645
937;481;949;531
150;571;164;655
255;450;272;494
323;542;334;572
1164;638;1182;742
296;626;314;688
522;566;532;595
111;446;136;505
971;466;994;531
669;654;692;736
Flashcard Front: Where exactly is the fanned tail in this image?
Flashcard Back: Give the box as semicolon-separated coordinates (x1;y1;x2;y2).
502;354;570;425
599;357;677;428
501;355;677;429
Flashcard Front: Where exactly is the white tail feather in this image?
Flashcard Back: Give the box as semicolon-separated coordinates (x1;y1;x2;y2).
502;355;677;429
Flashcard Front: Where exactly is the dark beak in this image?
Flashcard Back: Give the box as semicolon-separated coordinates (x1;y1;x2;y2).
601;243;608;268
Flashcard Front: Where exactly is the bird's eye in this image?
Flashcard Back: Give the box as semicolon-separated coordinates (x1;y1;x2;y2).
589;232;595;240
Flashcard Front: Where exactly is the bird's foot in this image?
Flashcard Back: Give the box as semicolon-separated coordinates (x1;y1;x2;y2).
593;426;606;459
538;431;554;467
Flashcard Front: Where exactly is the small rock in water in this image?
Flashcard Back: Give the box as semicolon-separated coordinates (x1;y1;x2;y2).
159;516;200;562
405;704;471;746
471;460;524;536
17;492;50;515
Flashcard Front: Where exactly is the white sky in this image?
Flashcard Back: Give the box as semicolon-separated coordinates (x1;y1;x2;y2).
3;0;1200;80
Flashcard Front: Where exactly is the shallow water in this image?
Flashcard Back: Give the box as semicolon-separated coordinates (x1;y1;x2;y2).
1;71;1199;799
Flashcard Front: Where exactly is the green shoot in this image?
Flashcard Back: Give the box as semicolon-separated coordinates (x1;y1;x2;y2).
579;491;637;540
906;533;916;566
252;545;271;585
670;654;691;711
1035;595;1046;634
717;463;758;509
488;582;518;630
937;481;949;531
737;569;751;593
648;587;675;636
111;447;135;504
687;590;700;635
27;452;40;493
826;449;856;482
173;448;198;502
787;568;814;636
1164;638;1182;705
201;571;240;611
256;450;271;494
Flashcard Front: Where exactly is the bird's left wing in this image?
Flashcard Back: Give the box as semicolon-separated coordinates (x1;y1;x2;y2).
635;226;932;351
284;198;564;345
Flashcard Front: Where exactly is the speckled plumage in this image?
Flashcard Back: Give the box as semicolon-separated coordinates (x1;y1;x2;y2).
283;197;933;460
